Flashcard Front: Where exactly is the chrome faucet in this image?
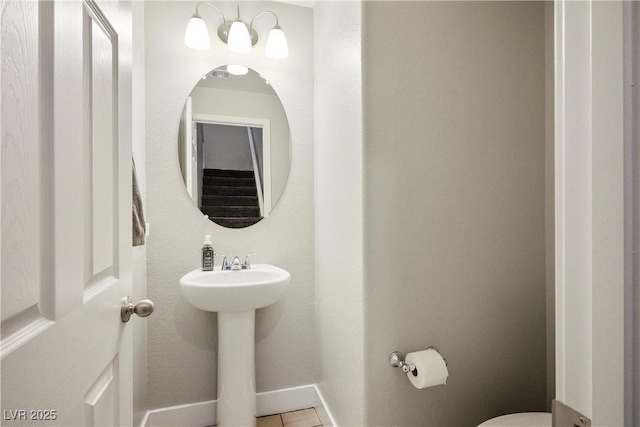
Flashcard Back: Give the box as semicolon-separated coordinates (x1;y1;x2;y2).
218;253;255;270
231;256;242;270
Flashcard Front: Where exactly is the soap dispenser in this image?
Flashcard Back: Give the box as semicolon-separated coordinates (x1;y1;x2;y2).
201;235;214;271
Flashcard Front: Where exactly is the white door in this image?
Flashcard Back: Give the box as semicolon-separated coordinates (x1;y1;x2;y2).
1;0;137;425
554;0;633;425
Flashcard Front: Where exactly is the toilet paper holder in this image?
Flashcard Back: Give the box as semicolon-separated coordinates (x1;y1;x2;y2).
388;346;448;376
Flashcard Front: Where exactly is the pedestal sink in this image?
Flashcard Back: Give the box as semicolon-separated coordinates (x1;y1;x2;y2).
179;264;291;427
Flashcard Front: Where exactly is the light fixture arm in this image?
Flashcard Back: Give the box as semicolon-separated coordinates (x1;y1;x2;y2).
194;1;226;25
249;10;280;35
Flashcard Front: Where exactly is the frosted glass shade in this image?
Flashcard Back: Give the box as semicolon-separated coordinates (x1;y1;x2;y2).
227;64;249;76
265;26;288;59
227;20;252;54
184;14;210;50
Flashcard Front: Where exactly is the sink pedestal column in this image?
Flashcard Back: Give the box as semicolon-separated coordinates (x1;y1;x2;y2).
217;310;257;427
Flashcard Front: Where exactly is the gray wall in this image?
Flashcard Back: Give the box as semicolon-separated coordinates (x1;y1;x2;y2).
544;2;556;411
362;2;547;426
145;1;314;410
201;124;253;171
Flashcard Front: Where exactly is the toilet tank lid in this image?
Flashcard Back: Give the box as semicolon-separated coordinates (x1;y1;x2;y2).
477;412;552;427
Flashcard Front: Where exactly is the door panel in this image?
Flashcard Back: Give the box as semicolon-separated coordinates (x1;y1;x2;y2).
1;0;133;425
84;359;119;427
1;0;53;347
87;1;116;280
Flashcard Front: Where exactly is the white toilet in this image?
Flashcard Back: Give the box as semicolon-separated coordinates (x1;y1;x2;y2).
478;412;552;427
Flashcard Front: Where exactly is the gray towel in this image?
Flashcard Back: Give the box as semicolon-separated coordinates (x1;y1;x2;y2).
132;159;146;246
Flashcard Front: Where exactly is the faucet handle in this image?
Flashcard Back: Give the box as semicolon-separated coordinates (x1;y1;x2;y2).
215;254;229;270
242;252;256;269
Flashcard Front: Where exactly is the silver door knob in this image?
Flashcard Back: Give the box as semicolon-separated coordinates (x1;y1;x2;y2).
121;296;155;322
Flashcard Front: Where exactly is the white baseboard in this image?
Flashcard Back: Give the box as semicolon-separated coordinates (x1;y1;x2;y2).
142;400;216;427
312;385;337;427
141;384;334;427
256;384;316;416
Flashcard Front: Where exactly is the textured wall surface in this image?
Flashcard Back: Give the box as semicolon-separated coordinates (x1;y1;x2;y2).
314;2;365;426
362;2;547;426
145;1;314;410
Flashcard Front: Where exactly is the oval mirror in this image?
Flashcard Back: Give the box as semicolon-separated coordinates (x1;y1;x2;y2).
178;65;291;228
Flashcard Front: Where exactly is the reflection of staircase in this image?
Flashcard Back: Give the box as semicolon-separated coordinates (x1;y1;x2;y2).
201;169;261;228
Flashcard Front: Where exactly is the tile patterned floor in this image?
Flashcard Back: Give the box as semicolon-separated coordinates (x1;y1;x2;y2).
257;408;322;427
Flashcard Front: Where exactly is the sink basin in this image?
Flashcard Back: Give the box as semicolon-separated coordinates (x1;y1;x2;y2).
179;264;291;312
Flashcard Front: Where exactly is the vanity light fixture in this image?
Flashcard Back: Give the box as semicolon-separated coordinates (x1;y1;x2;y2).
184;3;289;59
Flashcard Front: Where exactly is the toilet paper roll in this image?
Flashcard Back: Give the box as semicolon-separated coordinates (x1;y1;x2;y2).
405;349;449;389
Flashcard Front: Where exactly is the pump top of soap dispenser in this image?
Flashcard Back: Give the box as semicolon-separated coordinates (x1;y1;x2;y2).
203;235;212;246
